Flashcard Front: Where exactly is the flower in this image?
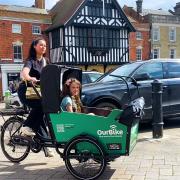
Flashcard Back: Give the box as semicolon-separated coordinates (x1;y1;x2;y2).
65;79;72;86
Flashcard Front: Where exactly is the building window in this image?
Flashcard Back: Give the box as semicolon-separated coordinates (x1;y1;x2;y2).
87;28;109;55
52;29;60;49
87;4;112;17
136;32;142;40
74;27;128;56
153;48;160;59
169;27;176;42
136;48;142;60
13;45;22;62
32;25;41;35
87;28;109;48
153;27;160;41
169;49;176;59
74;27;122;56
12;24;21;33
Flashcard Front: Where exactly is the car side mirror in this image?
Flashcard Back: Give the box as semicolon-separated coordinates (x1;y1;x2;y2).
133;73;150;81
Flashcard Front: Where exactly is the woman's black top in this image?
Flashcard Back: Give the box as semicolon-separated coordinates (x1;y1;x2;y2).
18;58;49;105
24;58;48;80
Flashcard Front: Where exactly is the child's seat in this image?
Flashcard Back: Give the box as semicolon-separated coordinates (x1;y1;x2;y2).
40;65;82;113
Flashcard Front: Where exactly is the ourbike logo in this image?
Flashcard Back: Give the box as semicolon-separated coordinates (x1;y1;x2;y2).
97;125;123;137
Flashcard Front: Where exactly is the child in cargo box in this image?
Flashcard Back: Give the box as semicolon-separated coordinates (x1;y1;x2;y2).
60;78;83;113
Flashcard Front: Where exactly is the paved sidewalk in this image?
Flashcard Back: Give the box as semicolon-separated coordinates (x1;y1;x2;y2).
0;111;180;179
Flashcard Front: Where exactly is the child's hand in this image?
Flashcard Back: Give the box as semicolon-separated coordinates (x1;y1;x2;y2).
88;113;95;116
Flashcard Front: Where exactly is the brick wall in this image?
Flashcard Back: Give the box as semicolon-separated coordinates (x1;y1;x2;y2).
129;31;150;61
123;6;151;61
0;7;51;100
0;20;50;61
0;8;51;60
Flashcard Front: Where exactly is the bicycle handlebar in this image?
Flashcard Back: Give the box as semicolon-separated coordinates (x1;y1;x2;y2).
109;75;140;102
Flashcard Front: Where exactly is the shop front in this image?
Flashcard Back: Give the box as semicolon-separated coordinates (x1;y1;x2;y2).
0;63;23;99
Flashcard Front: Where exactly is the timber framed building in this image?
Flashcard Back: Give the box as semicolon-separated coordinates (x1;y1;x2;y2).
47;0;135;72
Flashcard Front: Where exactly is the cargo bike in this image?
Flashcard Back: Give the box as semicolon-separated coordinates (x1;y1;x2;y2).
1;65;145;180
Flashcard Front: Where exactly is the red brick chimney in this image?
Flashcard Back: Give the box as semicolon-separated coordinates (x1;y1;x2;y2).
35;0;45;9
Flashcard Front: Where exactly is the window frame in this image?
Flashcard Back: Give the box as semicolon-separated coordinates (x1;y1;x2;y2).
74;27;121;56
169;27;176;42
169;49;176;59
136;48;142;60
12;24;21;34
51;29;60;49
153;27;160;41
153;48;160;59
136;31;142;40
32;25;41;35
13;44;23;62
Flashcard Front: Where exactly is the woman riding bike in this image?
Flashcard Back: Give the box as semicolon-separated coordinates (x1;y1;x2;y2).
18;37;54;157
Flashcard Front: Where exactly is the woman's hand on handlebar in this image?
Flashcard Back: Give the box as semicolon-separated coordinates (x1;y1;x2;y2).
30;77;40;85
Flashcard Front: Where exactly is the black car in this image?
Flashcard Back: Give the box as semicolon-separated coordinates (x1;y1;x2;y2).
82;59;180;122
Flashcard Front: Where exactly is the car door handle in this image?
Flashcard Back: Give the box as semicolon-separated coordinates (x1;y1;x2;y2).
131;82;141;86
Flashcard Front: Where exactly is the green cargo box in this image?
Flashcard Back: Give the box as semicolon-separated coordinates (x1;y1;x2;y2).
50;109;139;156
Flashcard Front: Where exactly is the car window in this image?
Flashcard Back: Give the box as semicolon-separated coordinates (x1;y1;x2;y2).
99;63;140;82
165;62;180;78
82;74;88;84
133;62;163;80
88;73;102;82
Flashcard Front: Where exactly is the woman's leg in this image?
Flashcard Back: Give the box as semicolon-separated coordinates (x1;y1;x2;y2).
22;100;47;137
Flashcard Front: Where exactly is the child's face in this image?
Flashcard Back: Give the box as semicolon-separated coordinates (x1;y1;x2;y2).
70;82;80;96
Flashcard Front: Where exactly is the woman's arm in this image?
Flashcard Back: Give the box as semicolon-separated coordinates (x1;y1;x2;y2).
21;67;39;83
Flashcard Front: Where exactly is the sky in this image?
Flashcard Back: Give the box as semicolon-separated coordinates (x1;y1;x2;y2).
0;0;179;11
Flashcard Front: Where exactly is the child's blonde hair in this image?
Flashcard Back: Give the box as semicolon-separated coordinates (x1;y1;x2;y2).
62;78;81;97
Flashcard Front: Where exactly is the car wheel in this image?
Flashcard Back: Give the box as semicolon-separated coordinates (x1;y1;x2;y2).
96;102;118;110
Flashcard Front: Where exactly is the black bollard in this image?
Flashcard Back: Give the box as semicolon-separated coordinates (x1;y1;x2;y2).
151;79;163;138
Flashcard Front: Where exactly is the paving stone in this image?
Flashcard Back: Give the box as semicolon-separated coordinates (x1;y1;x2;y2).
160;168;172;176
131;175;145;180
159;175;180;180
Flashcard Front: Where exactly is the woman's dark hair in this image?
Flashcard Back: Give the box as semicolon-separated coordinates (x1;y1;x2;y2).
62;78;82;97
26;37;46;60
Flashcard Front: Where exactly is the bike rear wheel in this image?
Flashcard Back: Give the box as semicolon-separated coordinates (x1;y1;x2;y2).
1;116;30;163
64;137;106;180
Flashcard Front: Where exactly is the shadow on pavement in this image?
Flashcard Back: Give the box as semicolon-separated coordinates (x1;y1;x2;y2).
0;159;116;180
139;117;180;133
137;137;152;143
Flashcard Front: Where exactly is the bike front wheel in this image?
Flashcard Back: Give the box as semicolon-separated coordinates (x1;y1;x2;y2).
64;136;106;180
1;116;30;163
